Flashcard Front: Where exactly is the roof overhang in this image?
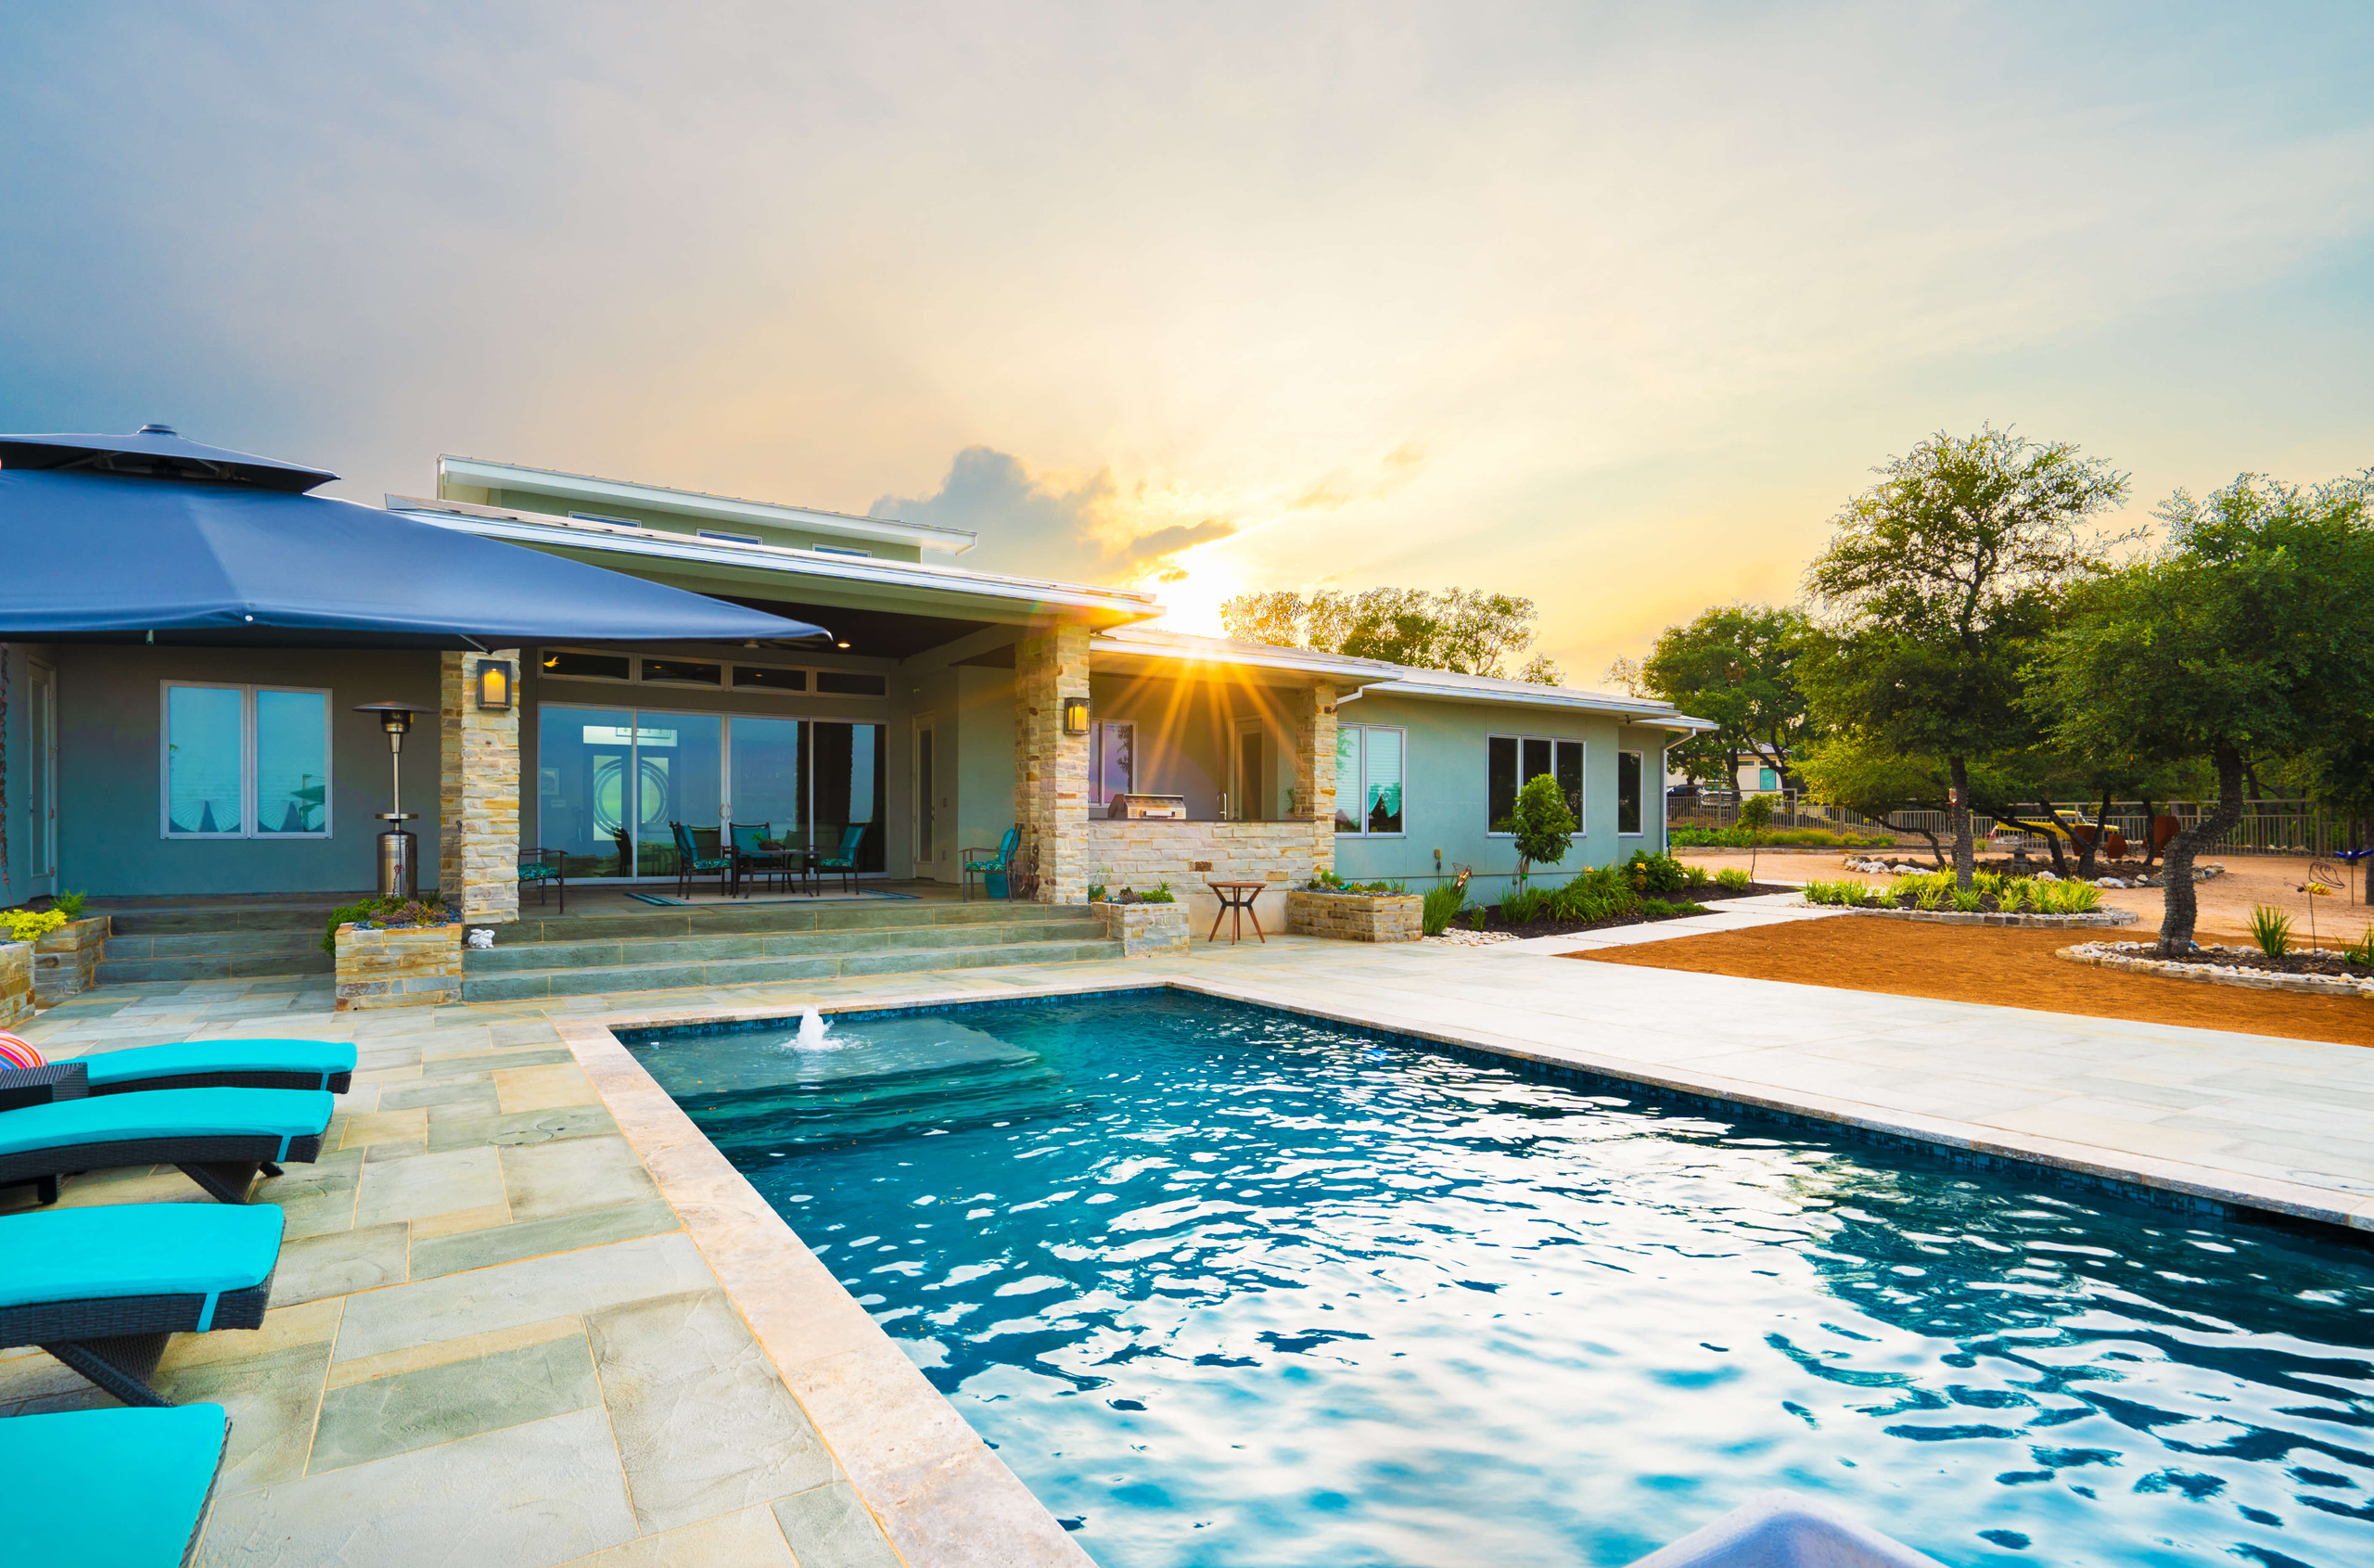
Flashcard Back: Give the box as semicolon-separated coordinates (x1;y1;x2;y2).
1090;629;1406;689
389;497;1160;630
438;456;977;555
1365;674;1717;731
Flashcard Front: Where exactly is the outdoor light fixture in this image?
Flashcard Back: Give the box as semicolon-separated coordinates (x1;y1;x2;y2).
1062;696;1091;736
353;701;436;899
836;640;851;649
474;657;514;711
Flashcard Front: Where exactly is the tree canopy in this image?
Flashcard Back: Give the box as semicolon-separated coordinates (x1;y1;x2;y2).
1620;603;1811;789
1799;426;2129;886
1220;587;1561;682
2027;470;2374;950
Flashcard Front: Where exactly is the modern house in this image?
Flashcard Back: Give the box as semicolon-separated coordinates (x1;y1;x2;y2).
0;428;1711;955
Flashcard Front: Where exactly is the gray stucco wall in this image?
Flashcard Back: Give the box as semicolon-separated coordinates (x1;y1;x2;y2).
48;644;441;898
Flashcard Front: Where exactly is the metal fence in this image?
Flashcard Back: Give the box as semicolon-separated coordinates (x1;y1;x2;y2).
1672;793;2361;857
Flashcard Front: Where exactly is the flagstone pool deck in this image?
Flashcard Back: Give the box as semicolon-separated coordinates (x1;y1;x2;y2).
8;893;2374;1567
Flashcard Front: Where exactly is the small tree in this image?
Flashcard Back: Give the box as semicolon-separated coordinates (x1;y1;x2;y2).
1738;793;1775;882
1510;773;1576;886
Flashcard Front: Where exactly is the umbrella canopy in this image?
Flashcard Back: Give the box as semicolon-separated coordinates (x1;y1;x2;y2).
0;439;831;649
0;422;338;493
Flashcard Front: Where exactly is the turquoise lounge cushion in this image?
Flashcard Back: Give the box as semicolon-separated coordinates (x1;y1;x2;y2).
0;1202;283;1310
0;1087;333;1158
78;1039;356;1090
0;1404;229;1566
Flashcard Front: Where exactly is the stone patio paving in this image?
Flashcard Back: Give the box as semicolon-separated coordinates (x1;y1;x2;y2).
6;900;2374;1565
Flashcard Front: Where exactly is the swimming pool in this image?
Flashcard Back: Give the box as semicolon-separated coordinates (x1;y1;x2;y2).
626;990;2374;1568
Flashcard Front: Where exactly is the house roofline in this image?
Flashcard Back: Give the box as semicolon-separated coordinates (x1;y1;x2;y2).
436;455;978;555
386;496;1163;621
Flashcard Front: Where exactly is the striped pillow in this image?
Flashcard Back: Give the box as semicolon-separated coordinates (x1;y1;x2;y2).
0;1032;43;1070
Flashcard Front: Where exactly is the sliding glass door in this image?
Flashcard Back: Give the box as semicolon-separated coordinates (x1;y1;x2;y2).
539;703;885;878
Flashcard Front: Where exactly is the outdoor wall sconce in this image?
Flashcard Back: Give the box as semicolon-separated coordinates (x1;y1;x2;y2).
1062;696;1091;736
474;657;514;711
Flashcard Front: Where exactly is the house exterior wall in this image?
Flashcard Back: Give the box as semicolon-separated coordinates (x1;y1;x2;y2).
45;644;442;897
954;666;1017;872
1329;693;1674;900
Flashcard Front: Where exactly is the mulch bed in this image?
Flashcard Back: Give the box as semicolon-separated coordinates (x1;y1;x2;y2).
1465;881;1795;940
1569;919;2374;1049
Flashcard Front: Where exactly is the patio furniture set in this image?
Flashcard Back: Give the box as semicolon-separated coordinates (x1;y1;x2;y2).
0;1034;359;1562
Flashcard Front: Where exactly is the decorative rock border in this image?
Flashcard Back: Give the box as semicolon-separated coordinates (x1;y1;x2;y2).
1843;858;2227;889
2059;940;2374;999
1833;904;2138;929
1286;889;1423;943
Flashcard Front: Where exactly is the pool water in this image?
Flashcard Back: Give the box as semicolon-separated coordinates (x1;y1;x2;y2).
629;992;2374;1568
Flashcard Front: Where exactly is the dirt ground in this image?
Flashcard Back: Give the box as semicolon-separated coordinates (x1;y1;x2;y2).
1573;918;2374;1049
1679;848;2371;950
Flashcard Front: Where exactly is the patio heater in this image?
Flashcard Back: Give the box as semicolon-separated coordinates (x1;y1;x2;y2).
353;701;436;899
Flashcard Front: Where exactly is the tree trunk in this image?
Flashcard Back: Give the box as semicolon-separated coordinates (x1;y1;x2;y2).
1915;826;1946;868
2036;802;2071;877
2075;787;2112;879
2157;746;2245;956
2141;797;2158;867
1948;755;1973;890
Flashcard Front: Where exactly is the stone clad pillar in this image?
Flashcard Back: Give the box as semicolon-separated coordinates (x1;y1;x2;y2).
1014;623;1091;903
439;649;522;924
1291;682;1339;880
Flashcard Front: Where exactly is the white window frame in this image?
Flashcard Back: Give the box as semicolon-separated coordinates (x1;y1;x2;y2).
535;648;888;699
1334;723;1408;837
1091;720;1136;805
1616;748;1645;837
160;682;334;840
1486;733;1585;837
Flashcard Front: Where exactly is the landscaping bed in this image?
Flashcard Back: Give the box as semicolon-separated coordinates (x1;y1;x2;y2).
1438;875;1796;941
2060;941;2374;999
1843;855;2227;888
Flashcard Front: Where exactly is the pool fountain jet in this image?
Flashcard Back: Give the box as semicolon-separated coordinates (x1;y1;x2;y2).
796;1007;831;1050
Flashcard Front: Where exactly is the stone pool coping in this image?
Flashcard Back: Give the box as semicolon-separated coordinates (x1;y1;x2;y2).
561;967;2374;1561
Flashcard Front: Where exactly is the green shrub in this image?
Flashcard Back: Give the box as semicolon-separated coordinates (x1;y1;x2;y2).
2246;904;2292;958
1552;865;1640;923
1799;880;1855;906
322;894;449;955
1087;883;1109;903
1950;887;1984;912
1500;885;1549;924
53;889;88;919
2345;926;2374;968
2037;881;2101;914
1511;774;1577;884
2;908;68;942
1624;849;1691;896
1914;881;1946;911
1142;882;1177;904
1714;868;1751;893
1422;882;1468;937
1465;904;1487;930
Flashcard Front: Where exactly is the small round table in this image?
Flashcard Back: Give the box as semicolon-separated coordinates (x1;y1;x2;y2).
1206;881;1267;944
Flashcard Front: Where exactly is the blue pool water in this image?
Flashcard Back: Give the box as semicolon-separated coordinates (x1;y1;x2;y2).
627;992;2374;1568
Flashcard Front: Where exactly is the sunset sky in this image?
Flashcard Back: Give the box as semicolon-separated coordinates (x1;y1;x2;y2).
6;3;2371;683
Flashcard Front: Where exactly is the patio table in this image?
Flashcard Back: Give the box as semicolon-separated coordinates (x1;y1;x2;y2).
1206;881;1267;944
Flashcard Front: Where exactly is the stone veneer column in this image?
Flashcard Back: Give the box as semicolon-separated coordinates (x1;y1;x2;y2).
439;649;522;924
1291;682;1339;879
1014;623;1092;903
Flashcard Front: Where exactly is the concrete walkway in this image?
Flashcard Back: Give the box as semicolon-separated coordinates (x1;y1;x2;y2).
5;910;2372;1566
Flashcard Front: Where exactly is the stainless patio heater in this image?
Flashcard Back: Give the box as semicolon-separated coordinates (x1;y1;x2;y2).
353;701;436;899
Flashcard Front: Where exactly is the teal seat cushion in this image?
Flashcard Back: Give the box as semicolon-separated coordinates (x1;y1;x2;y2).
0;1202;283;1310
0;1404;229;1566
0;1087;334;1158
78;1039;356;1090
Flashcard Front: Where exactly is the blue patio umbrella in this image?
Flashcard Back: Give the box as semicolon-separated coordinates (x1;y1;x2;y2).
0;426;831;648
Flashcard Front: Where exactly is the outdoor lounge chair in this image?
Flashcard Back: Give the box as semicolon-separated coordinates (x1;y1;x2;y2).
962;824;1021;900
0;1039;357;1097
0;1086;333;1205
0;1201;284;1405
817;822;871;893
520;844;567;911
0;1403;233;1565
671;822;733;899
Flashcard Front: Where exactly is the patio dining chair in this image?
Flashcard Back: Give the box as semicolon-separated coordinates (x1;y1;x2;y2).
670;822;733;899
518;846;566;912
817;822;871;894
962;825;1022;901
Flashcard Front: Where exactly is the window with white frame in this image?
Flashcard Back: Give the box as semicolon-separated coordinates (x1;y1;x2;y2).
1334;724;1405;835
1617;750;1644;835
162;683;331;838
1487;733;1583;834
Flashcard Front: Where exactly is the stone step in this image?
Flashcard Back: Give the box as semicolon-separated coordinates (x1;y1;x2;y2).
107;905;350;936
96;951;337;985
493;899;1093;945
103;929;330;961
463;918;1105;974
459;937;1127;1002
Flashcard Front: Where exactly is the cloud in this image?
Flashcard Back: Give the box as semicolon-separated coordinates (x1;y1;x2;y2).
873;446;1235;581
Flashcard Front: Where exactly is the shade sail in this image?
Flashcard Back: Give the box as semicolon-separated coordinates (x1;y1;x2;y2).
0;468;831;648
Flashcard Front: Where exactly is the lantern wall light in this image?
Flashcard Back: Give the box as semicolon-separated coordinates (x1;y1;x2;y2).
1061;696;1091;736
474;657;515;712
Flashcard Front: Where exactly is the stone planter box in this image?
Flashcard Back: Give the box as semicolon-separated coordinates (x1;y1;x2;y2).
1835;905;2138;930
1286;889;1423;943
1092;899;1190;957
335;921;464;1011
0;942;31;1028
32;916;108;1007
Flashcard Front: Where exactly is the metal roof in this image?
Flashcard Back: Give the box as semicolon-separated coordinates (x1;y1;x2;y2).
0;424;338;493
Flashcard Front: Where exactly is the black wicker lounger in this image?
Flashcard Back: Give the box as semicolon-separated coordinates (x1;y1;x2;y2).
0;1085;333;1205
0;1403;233;1565
70;1038;358;1095
0;1202;284;1405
